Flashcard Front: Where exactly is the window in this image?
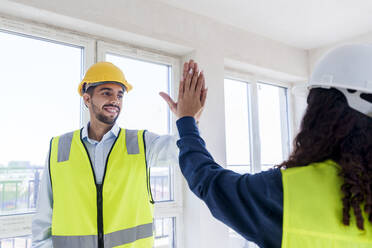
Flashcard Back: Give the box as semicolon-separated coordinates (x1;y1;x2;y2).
224;79;251;173
98;41;182;248
0;26;88;246
224;77;290;172
154;217;176;248
224;76;291;248
257;82;290;170
0;22;182;248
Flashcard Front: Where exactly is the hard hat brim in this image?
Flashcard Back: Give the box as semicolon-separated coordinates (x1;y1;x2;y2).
78;80;133;96
308;82;372;94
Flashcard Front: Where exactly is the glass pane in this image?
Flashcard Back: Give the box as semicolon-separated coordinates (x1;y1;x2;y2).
154;217;176;248
0;30;82;218
106;53;170;135
106;53;173;202
257;83;289;168
150;166;173;202
224;79;251;171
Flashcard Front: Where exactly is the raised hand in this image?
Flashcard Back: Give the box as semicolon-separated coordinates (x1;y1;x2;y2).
160;60;207;122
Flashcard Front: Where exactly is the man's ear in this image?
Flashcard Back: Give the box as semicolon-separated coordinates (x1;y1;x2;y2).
83;93;91;108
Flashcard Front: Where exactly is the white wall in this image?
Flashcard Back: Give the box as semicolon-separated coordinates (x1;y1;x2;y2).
0;0;309;247
1;0;308;77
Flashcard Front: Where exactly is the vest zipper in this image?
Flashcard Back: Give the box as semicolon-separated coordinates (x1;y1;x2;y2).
80;129;121;248
97;184;104;248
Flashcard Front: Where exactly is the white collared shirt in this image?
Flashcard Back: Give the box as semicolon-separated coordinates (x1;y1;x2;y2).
81;122;120;184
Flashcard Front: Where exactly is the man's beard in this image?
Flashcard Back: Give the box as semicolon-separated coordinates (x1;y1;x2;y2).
91;100;120;125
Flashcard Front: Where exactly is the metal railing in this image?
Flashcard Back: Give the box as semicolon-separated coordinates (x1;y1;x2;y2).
0;236;31;248
0;167;43;213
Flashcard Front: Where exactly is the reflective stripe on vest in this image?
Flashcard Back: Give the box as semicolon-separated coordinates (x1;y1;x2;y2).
49;128;154;248
281;160;372;247
57;131;73;162
51;223;153;248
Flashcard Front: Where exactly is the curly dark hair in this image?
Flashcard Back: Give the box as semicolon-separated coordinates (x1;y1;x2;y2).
279;87;372;230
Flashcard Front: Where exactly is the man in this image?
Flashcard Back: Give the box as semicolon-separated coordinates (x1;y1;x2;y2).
32;60;205;248
164;45;372;247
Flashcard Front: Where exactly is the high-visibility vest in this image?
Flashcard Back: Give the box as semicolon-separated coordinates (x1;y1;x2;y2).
281;160;372;247
49;128;154;248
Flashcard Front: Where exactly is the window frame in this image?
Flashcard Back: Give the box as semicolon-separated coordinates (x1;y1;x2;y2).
223;77;254;172
224;70;293;248
0;15;89;240
256;79;292;167
0;17;184;247
224;69;293;174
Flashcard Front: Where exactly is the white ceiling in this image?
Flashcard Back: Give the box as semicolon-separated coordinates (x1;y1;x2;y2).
155;0;372;49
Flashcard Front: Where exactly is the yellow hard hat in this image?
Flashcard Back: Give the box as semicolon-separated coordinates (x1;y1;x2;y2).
78;62;133;96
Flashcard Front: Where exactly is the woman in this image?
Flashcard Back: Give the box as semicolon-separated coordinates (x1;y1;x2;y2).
163;45;372;247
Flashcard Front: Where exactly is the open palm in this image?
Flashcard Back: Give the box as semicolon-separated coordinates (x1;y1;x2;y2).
159;60;207;122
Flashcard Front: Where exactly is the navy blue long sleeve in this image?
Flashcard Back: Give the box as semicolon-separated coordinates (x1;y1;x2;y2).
176;117;284;248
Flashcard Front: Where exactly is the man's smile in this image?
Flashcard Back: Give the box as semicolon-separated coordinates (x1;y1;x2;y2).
103;106;120;114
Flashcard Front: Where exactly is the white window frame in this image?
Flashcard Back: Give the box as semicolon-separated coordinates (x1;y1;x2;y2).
97;41;183;248
0;16;184;247
0;15;88;239
224;69;293;174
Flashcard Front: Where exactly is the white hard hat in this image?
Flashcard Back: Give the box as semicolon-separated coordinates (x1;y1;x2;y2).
306;44;372;116
309;44;372;93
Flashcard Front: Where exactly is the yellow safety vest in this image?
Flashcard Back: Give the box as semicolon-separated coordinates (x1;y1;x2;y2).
281;160;372;247
49;128;154;248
